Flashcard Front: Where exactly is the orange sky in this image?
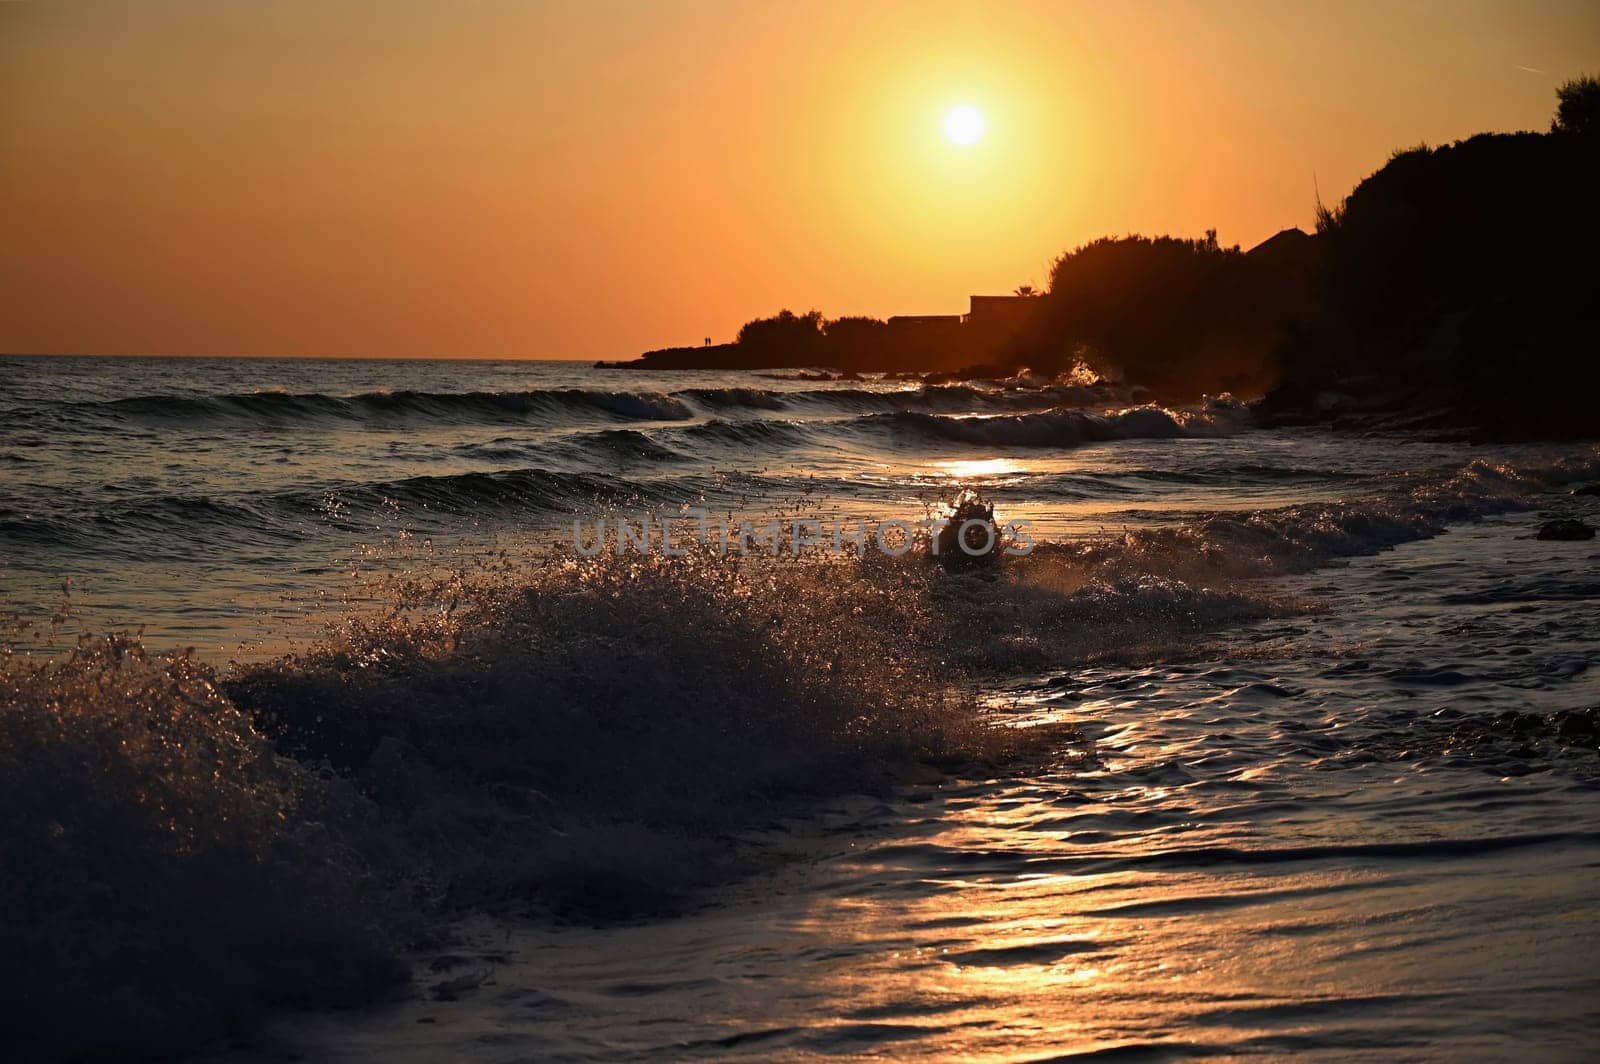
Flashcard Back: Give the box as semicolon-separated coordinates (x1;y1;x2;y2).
3;0;1597;360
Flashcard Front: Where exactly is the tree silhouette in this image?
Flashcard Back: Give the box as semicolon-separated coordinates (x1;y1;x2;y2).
1553;75;1599;135
733;309;826;365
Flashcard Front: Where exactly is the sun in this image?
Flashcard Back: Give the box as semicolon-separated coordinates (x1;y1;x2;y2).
943;104;985;146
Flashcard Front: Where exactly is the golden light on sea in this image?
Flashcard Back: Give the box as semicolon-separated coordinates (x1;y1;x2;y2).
935;457;1021;479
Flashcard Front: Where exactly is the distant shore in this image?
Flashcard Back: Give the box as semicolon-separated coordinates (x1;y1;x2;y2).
606;85;1598;442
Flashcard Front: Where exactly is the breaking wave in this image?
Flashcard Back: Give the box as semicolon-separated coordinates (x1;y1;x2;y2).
60;388;697;427
854;400;1251;449
44;382;1139;431
1050;451;1600;581
757;383;1128;415
3;542;1049;1057
453;428;689;466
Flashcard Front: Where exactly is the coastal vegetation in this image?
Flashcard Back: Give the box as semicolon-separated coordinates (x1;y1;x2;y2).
1269;74;1600;437
634;78;1600;438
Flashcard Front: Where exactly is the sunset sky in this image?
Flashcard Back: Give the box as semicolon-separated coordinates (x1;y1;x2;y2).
3;0;1597;360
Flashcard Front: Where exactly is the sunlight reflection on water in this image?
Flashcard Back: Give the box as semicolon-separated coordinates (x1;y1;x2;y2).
220;515;1600;1062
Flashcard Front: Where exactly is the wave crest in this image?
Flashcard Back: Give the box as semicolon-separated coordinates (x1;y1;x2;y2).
858;400;1250;448
67;388;696;427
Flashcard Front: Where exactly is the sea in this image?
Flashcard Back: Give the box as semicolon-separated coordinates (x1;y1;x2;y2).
4;354;1599;1060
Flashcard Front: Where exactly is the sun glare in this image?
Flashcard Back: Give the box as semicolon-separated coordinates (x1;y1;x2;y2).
943;104;985;145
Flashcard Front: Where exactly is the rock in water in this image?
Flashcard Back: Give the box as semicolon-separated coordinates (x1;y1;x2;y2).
936;492;1002;570
1535;518;1596;541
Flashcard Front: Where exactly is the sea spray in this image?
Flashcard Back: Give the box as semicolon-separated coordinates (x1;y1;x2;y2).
5;543;1070;1055
5;451;1595;1055
0;636;404;1060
